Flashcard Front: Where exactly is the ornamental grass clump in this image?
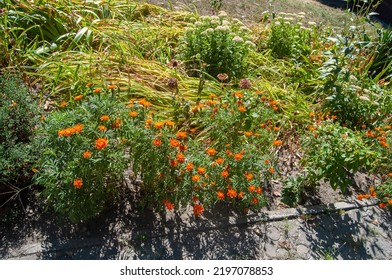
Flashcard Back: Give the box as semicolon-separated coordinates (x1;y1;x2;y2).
178;12;255;80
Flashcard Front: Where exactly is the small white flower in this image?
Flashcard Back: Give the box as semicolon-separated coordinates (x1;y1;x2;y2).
308;21;317;26
245;41;256;48
216;25;230;32
210;15;220;21
195;21;203;27
222;20;230;26
298;12;306;16
233;36;244;43
218;11;228;18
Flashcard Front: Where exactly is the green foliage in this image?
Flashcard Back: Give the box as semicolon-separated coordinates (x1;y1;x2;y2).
266;16;311;59
34;89;128;222
0;73;39;188
178;12;254;80
281;175;305;207
302;121;379;193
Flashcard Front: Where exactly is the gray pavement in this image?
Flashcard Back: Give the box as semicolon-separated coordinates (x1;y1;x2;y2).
1;199;392;260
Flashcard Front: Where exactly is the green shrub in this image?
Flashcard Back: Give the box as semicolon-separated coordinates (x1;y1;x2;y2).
178;12;254;80
0;73;39;205
34;88;128;222
302;121;379;193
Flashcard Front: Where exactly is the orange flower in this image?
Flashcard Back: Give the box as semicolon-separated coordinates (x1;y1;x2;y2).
388;199;392;205
59;102;68;107
176;153;186;163
206;148;217;156
221;170;229;178
217;190;225;200
86;82;93;87
264;159;270;165
176;131;187;139
234;153;243;161
245;172;254;181
192;174;201;182
357;194;364;200
152;138;162;147
58;124;84;137
129;111;138;117
388;173;392;177
170;138;180;148
93;88;102;94
73;95;83;101
197;167;206;175
113;118;122;129
244;131;253;137
369;186;375;192
73;178;83;189
215;158;224;165
193;204;204;216
235;91;244;99
107;85;117;90
154;121;164;129
238;106;247;112
371;191;377;198
256;187;262;194
100;115;110;121
269;167;275;174
379;202;387;209
252;197;259;205
179;144;187;151
165;120;175;127
169;159;178;167
273;140;283;146
95;138;109;150
139;99;151;108
248;185;255;192
227;189;237;199
83;151;92;159
186;162;194;172
98;125;107;132
238;192;245;199
163;200;175;211
31;168;38;173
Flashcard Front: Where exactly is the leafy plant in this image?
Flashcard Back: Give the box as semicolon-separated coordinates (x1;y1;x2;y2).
0;73;39;207
302;121;379;193
178;12;254;81
34;87;128;222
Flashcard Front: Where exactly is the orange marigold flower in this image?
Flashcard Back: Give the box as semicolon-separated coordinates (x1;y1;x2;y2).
165;120;175;127
244;131;253;137
197;167;206;175
221;170;229;178
139;99;151;108
100;115;110;121
152;138;162;147
83;151;92;159
235;91;244;99
95;138;109;150
234;153;243;161
256;187;262;194
379;202;387;209
227;188;237;199
113;118;122;129
238;191;245;199
245;172;254;181
107;84;117;90
186;162;194;172
388;173;392;177
176;131;187;139
369;186;375;192
93;88;102;94
193;204;204;216
215;158;224;165
31;168;38;173
364;194;371;199
217;190;225;200
163;200;175;211
170;138;180;148
371;191;377;198
73;178;83;189
252;197;259;205
269;167;275;174
248;185;256;192
388;199;392;205
154;121;164;129
129;111;138;117
73;95;83;101
98;125;107;132
170;159;178;167
206;147;217;156
192;174;201;182
59;102;68;107
176;153;186;163
86;82;93;87
238;106;247;112
264;159;270;165
273;140;283;146
357;194;364;200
